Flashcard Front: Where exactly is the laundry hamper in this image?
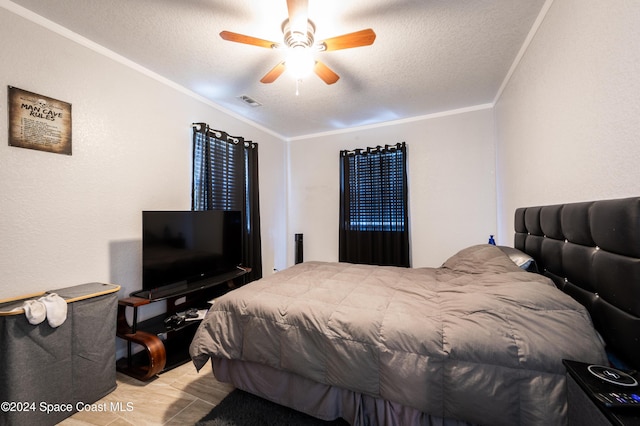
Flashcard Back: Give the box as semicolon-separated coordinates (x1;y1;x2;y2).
0;282;120;426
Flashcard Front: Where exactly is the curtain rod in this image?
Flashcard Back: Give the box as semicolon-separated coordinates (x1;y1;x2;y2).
191;123;254;147
191;123;222;138
341;142;405;156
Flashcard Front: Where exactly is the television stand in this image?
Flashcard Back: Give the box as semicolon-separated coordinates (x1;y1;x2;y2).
116;267;249;380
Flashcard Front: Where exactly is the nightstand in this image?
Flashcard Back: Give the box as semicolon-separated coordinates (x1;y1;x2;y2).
563;360;640;426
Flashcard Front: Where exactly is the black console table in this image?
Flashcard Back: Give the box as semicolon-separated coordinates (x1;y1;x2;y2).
564;359;640;426
116;268;249;380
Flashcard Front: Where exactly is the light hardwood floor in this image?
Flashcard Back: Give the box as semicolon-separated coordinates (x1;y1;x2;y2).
59;361;234;425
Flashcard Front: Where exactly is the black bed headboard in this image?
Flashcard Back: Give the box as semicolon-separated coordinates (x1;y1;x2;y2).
515;197;640;370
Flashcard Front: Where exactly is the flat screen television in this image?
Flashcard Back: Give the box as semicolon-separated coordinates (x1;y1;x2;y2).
142;210;243;292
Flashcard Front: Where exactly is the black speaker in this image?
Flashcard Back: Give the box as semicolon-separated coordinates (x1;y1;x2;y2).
295;233;303;264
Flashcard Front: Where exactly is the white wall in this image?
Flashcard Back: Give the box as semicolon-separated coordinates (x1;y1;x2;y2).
495;0;640;242
287;107;497;268
0;6;288;300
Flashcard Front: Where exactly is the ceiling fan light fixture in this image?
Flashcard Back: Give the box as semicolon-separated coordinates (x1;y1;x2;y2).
286;47;315;80
219;0;376;86
282;18;315;48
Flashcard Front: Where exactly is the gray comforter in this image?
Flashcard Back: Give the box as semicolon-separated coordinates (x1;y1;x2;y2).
190;244;607;425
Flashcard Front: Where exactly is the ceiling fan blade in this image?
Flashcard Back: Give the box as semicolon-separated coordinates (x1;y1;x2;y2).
220;31;279;49
287;0;309;35
319;29;376;51
260;62;287;84
314;61;339;85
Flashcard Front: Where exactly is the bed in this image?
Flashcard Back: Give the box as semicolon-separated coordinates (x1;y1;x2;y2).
190;196;640;425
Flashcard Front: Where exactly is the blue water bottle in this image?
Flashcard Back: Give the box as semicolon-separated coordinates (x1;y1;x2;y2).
488;235;496;245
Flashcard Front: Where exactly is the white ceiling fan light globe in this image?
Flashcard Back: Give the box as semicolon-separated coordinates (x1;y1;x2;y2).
286;47;315;80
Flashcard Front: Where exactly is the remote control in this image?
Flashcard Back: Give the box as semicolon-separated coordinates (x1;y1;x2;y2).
185;308;199;318
594;392;640;408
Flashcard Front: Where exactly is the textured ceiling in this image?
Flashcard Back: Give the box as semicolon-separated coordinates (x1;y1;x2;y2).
8;0;547;139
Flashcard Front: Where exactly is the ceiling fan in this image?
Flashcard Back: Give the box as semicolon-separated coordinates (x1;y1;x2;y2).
220;0;376;85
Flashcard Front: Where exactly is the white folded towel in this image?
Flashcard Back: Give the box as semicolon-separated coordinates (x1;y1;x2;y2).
22;299;47;325
39;293;68;328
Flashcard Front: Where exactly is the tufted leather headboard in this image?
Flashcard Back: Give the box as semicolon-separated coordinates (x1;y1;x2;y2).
515;197;640;370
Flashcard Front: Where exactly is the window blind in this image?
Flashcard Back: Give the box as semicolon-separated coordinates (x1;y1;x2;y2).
192;130;244;211
344;143;407;231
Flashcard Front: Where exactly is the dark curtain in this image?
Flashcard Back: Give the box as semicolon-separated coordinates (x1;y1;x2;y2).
192;123;262;282
339;142;410;267
243;140;262;282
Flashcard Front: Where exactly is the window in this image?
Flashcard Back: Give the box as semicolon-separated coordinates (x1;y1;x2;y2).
192;128;244;211
339;142;410;267
346;148;406;231
191;123;262;282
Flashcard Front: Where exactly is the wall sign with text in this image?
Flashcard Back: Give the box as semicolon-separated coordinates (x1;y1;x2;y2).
8;86;72;155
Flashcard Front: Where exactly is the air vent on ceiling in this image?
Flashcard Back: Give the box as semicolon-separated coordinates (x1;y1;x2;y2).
237;95;262;107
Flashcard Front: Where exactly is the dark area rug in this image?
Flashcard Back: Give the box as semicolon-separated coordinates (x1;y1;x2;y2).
196;389;350;426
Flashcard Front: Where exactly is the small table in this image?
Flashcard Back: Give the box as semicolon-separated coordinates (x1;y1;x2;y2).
564;359;640;426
